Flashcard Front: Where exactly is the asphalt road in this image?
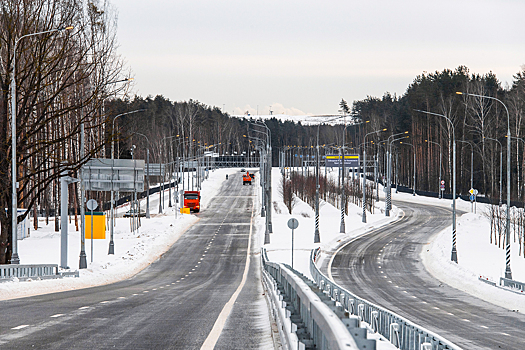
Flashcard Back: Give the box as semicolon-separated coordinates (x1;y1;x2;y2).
0;171;273;349
325;200;525;350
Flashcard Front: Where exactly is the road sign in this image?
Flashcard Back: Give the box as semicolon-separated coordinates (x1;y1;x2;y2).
441;180;445;185
440;184;445;190
287;218;299;230
86;199;98;211
325;154;360;167
470;195;475;201
469;188;479;195
81;158;144;192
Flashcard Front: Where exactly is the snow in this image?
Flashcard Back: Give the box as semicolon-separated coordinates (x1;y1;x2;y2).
262;167;399;281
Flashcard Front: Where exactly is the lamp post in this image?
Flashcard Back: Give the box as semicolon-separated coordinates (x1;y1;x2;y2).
457;140;475;212
483;137;502;206
134;133;151;219
399;142;416;195
109;109;145;255
10;26;74;264
457;92;511;278
425;140;442;198
415;109;457;263
362;128;387;223
385;131;409;216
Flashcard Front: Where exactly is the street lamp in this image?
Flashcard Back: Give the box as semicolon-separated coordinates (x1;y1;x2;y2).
109;109;145;255
415;109;457;263
457;91;511;278
134;133;151;219
79;78;133;267
385;131;409;216
362;128;387;223
483;137;502;206
457;140;475;212
10;26;74;264
425;140;442;198
399;142;416;196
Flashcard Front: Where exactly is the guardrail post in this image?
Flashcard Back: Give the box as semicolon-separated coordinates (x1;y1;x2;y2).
420;342;431;350
371;311;379;333
390;323;400;348
358;304;365;321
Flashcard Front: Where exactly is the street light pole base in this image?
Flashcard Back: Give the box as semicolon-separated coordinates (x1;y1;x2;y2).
264;230;270;244
108;241;115;255
79;252;87;269
451;248;458;263
340;221;345;234
505;268;512;280
314;229;320;243
10;253;20;264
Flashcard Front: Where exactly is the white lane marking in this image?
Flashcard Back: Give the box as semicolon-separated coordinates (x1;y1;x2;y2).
433;307;440;310
118;297;126;299
200;192;254;350
501;332;511;336
100;301;111;304
78;306;90;310
421;301;427;304
447;312;454;316
462;319;470;322
480;325;489;329
152;288;157;291
143;291;149;293
50;314;64;318
12;325;29;330
133;293;139;296
411;296;417;298
326;211;406;281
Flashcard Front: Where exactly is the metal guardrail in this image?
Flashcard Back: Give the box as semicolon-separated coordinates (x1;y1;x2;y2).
500;277;525;294
310;248;463;350
262;249;366;350
0;264;78;282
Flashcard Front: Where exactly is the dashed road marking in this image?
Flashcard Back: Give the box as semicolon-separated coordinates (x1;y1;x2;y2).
12;325;29;330
50;314;64;318
78;306;90;310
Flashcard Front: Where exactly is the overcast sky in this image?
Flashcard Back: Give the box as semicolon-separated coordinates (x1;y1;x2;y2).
110;0;525;116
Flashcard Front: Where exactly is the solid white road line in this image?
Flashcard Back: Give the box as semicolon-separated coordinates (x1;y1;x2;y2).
200;195;254;350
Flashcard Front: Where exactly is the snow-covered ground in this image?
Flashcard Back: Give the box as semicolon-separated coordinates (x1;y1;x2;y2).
262;167;400;280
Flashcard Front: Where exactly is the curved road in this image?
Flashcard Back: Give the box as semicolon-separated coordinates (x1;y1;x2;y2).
0;171;273;349
326;200;525;350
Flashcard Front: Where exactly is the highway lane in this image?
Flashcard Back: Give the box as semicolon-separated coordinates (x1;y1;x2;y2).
0;171;272;349
325;200;525;350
